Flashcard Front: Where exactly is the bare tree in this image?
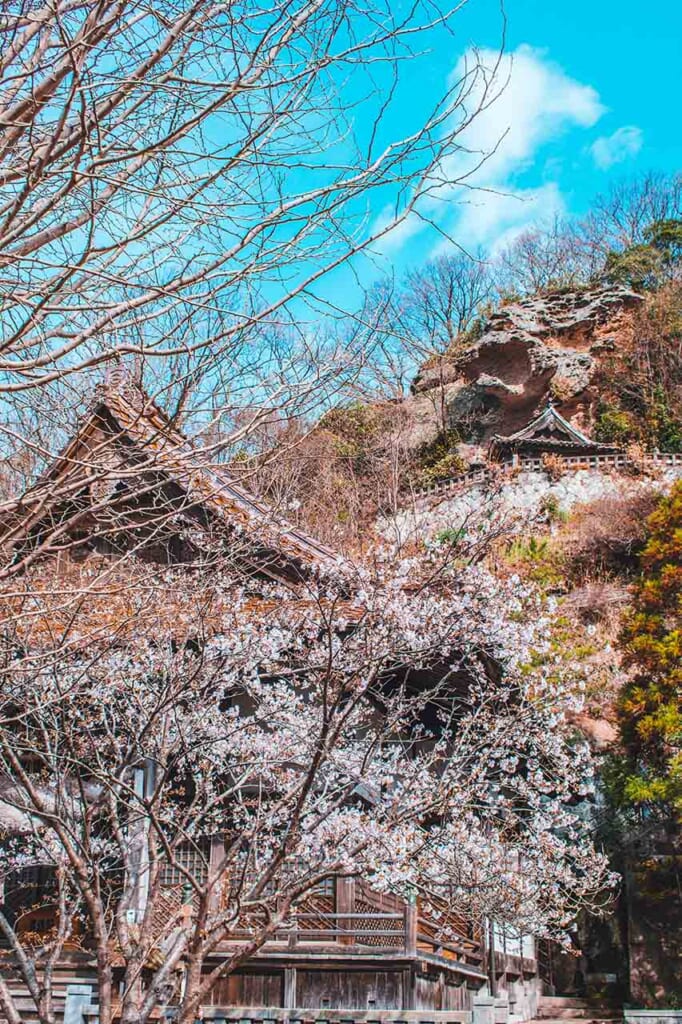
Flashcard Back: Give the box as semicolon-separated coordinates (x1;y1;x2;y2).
0;0;497;398
350;250;494;444
493;216;594;297
361;250;493;371
0;0;509;538
488;174;682;300
398;250;494;351
582;171;682;260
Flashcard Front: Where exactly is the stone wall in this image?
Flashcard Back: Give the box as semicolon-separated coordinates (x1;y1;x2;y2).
383;464;682;551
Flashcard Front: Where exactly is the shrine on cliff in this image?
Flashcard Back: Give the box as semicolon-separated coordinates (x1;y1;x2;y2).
488;400;620;463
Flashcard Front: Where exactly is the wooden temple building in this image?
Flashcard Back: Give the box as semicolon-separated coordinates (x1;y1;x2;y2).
489;401;620;464
0;381;540;1023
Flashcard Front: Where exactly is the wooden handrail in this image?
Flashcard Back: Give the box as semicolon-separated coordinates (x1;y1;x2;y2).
411;450;682;499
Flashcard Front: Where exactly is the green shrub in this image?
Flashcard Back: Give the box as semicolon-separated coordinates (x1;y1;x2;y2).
615;482;682;817
649;387;682;453
320;401;385;472
504;534;564;588
414;429;466;486
539;493;568;523
594;402;639;445
604;243;662;290
434;526;467;546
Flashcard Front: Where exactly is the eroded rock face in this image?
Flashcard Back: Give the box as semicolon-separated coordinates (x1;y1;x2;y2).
408;285;643;446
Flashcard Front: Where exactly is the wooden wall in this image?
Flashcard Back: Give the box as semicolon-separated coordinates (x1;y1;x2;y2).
296;969;405;1009
414;971;470;1011
206;970;284;1007
202;966;477;1012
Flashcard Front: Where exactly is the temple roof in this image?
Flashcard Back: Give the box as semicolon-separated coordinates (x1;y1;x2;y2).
0;377;339;579
489;400;621;458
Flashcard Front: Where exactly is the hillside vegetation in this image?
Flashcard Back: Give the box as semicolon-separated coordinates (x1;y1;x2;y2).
236;172;682;556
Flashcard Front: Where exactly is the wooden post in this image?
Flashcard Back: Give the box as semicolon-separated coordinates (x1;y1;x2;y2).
284;967;297;1009
437;969;445;1011
488;918;497;997
208;834;225;914
404;967;417;1011
129;765;150;921
336;876;355;945
404;891;417;958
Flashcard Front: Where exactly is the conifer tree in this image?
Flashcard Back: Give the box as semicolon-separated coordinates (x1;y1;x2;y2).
617;481;682;818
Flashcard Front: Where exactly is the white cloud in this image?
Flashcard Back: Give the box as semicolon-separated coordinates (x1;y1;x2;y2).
436;44;605;248
443;44;604;187
375;44;605;256
590;125;643;170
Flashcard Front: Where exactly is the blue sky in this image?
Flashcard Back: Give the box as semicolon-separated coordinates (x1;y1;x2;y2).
346;0;682;284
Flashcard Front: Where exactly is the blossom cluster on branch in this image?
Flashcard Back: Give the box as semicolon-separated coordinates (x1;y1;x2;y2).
0;546;614;1024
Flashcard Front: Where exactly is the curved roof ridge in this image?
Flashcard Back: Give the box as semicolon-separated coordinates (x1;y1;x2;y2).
502;400;593;446
2;377;341;574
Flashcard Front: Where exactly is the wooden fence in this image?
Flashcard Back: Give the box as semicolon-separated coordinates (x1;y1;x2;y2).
413;451;682;501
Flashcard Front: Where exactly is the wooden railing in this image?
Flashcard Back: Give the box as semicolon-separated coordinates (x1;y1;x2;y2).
198;1011;474;1024
413;451;682;500
3;869;485;975
276;910;406;948
221;881;484;973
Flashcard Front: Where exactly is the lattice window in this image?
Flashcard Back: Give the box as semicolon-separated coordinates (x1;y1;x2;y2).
354;895;403;947
294;878;336;932
159;839;210;888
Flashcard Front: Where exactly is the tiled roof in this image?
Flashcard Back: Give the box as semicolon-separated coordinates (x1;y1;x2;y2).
490;401;620;455
496;401;593;446
3;379;340;573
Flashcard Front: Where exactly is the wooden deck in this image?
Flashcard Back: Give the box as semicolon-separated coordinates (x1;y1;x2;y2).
220;880;485;975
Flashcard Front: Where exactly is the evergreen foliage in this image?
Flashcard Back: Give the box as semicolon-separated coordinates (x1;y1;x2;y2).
604;218;682;290
616;483;682;817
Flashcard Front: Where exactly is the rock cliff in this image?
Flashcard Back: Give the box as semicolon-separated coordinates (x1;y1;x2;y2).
408;285;643;449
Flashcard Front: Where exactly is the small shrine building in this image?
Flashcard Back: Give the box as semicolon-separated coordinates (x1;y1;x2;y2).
489;400;621;463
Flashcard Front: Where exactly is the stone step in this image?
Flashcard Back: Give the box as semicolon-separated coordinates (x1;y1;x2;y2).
539;997;621;1006
539;999;592;1009
537;1014;621;1022
539;1013;591;1020
537;999;622;1021
535;1019;622;1024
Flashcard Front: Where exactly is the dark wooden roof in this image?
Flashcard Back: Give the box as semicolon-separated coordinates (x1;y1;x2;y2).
0;378;340;579
489;401;620;460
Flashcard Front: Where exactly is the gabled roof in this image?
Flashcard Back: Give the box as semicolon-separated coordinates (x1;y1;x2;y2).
0;377;339;578
489;400;620;458
498;400;593;446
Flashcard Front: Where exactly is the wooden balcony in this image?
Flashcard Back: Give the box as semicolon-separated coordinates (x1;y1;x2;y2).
1;868;487;993
218;879;485;977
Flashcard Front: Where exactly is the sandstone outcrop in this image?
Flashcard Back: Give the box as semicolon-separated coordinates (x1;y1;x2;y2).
408;285;643;448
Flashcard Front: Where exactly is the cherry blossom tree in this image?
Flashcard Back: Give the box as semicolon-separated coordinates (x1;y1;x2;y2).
0;547;614;1024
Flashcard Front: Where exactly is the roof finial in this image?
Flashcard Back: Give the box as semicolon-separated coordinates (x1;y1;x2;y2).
104;356;129;393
